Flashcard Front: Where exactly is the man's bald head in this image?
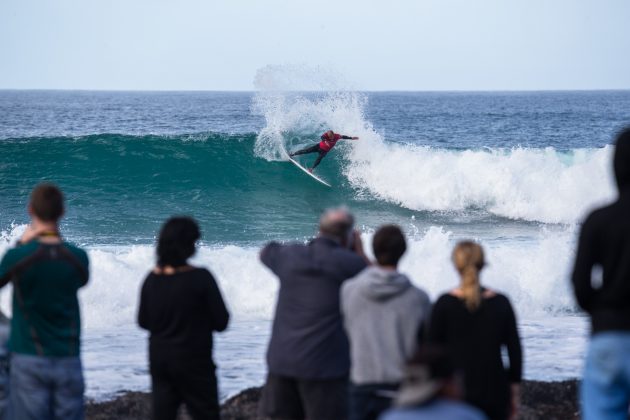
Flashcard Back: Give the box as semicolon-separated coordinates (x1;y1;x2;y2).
319;207;355;244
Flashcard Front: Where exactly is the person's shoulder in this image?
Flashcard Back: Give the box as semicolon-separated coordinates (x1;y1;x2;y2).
430;292;463;315
406;278;430;301
483;289;515;311
1;241;39;267
327;244;363;265
63;242;88;263
341;267;367;293
264;240;305;254
0;247;20;270
435;292;458;305
411;288;432;309
582;201;618;229
192;267;217;282
182;268;218;293
484;289;510;303
1;245;23;263
335;246;366;263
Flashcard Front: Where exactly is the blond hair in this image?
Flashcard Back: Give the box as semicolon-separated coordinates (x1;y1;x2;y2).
452;241;485;311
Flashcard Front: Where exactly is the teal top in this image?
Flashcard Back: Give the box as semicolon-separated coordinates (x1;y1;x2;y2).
0;241;89;357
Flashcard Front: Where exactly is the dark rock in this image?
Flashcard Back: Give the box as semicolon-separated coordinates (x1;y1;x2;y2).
85;391;192;420
519;380;579;420
86;380;581;420
220;387;262;420
85;391;152;420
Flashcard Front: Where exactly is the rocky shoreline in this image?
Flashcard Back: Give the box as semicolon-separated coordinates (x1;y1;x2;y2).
85;379;579;420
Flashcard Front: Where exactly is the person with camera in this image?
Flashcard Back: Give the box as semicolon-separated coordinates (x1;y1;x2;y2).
258;207;368;420
0;184;89;420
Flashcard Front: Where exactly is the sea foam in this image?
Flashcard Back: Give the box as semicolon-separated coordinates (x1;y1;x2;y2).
347;142;615;224
0;224;579;330
252;75;615;225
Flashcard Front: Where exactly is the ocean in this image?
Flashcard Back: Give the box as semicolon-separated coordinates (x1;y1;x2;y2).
1;89;629;401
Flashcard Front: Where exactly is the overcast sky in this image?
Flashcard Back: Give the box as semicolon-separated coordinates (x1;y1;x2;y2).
1;0;629;91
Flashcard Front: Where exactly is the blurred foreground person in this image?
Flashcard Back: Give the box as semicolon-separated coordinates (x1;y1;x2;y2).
341;225;431;420
572;127;630;420
138;217;229;420
380;347;487;420
429;241;522;420
0;311;9;419
259;207;368;420
0;183;89;420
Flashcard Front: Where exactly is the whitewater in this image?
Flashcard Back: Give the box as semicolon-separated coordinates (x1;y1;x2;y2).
1;85;629;400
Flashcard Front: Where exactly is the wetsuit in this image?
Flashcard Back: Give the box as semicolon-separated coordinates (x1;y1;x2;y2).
290;133;353;170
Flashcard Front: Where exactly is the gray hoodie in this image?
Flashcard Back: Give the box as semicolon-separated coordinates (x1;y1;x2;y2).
341;266;431;385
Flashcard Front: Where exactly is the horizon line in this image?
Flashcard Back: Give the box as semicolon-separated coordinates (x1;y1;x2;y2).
1;88;629;94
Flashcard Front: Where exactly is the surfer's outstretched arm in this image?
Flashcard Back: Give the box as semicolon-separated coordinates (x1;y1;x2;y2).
341;135;359;140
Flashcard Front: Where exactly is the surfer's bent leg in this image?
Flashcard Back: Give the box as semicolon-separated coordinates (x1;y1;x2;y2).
290;144;320;157
311;151;328;170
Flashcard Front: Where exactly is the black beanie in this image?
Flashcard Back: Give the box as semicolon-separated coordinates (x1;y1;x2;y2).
614;127;630;190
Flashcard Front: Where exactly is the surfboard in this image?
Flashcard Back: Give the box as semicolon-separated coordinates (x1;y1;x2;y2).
287;156;332;187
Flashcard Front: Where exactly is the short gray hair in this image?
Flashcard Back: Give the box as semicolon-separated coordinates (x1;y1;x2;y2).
319;207;355;241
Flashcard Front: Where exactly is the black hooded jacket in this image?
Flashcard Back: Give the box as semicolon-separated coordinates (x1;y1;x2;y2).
572;128;630;334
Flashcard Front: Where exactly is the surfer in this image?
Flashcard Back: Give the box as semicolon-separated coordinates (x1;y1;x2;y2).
289;130;359;172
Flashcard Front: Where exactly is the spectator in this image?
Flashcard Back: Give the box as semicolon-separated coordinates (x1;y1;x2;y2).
258;207;368;420
380;346;487;420
138;217;229;420
572;127;630;420
341;225;431;420
0;183;89;420
428;241;522;420
0;310;9;419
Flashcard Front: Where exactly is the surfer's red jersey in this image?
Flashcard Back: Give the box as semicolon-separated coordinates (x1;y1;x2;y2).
319;132;346;152
289;130;359;171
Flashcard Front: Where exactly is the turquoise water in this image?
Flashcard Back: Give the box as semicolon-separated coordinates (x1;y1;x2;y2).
0;89;629;399
0;133;412;244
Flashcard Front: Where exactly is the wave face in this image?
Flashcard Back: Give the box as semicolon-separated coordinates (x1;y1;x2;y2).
0;130;615;244
0;132;365;244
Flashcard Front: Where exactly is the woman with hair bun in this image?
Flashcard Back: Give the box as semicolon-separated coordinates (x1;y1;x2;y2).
428;241;522;420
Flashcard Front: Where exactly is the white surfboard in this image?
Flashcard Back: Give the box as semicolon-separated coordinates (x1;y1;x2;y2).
287;156;332;187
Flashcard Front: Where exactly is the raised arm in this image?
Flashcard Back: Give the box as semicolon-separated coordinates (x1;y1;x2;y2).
260;242;282;273
341;135;359;140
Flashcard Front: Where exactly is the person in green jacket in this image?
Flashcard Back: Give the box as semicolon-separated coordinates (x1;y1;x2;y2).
0;183;89;420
